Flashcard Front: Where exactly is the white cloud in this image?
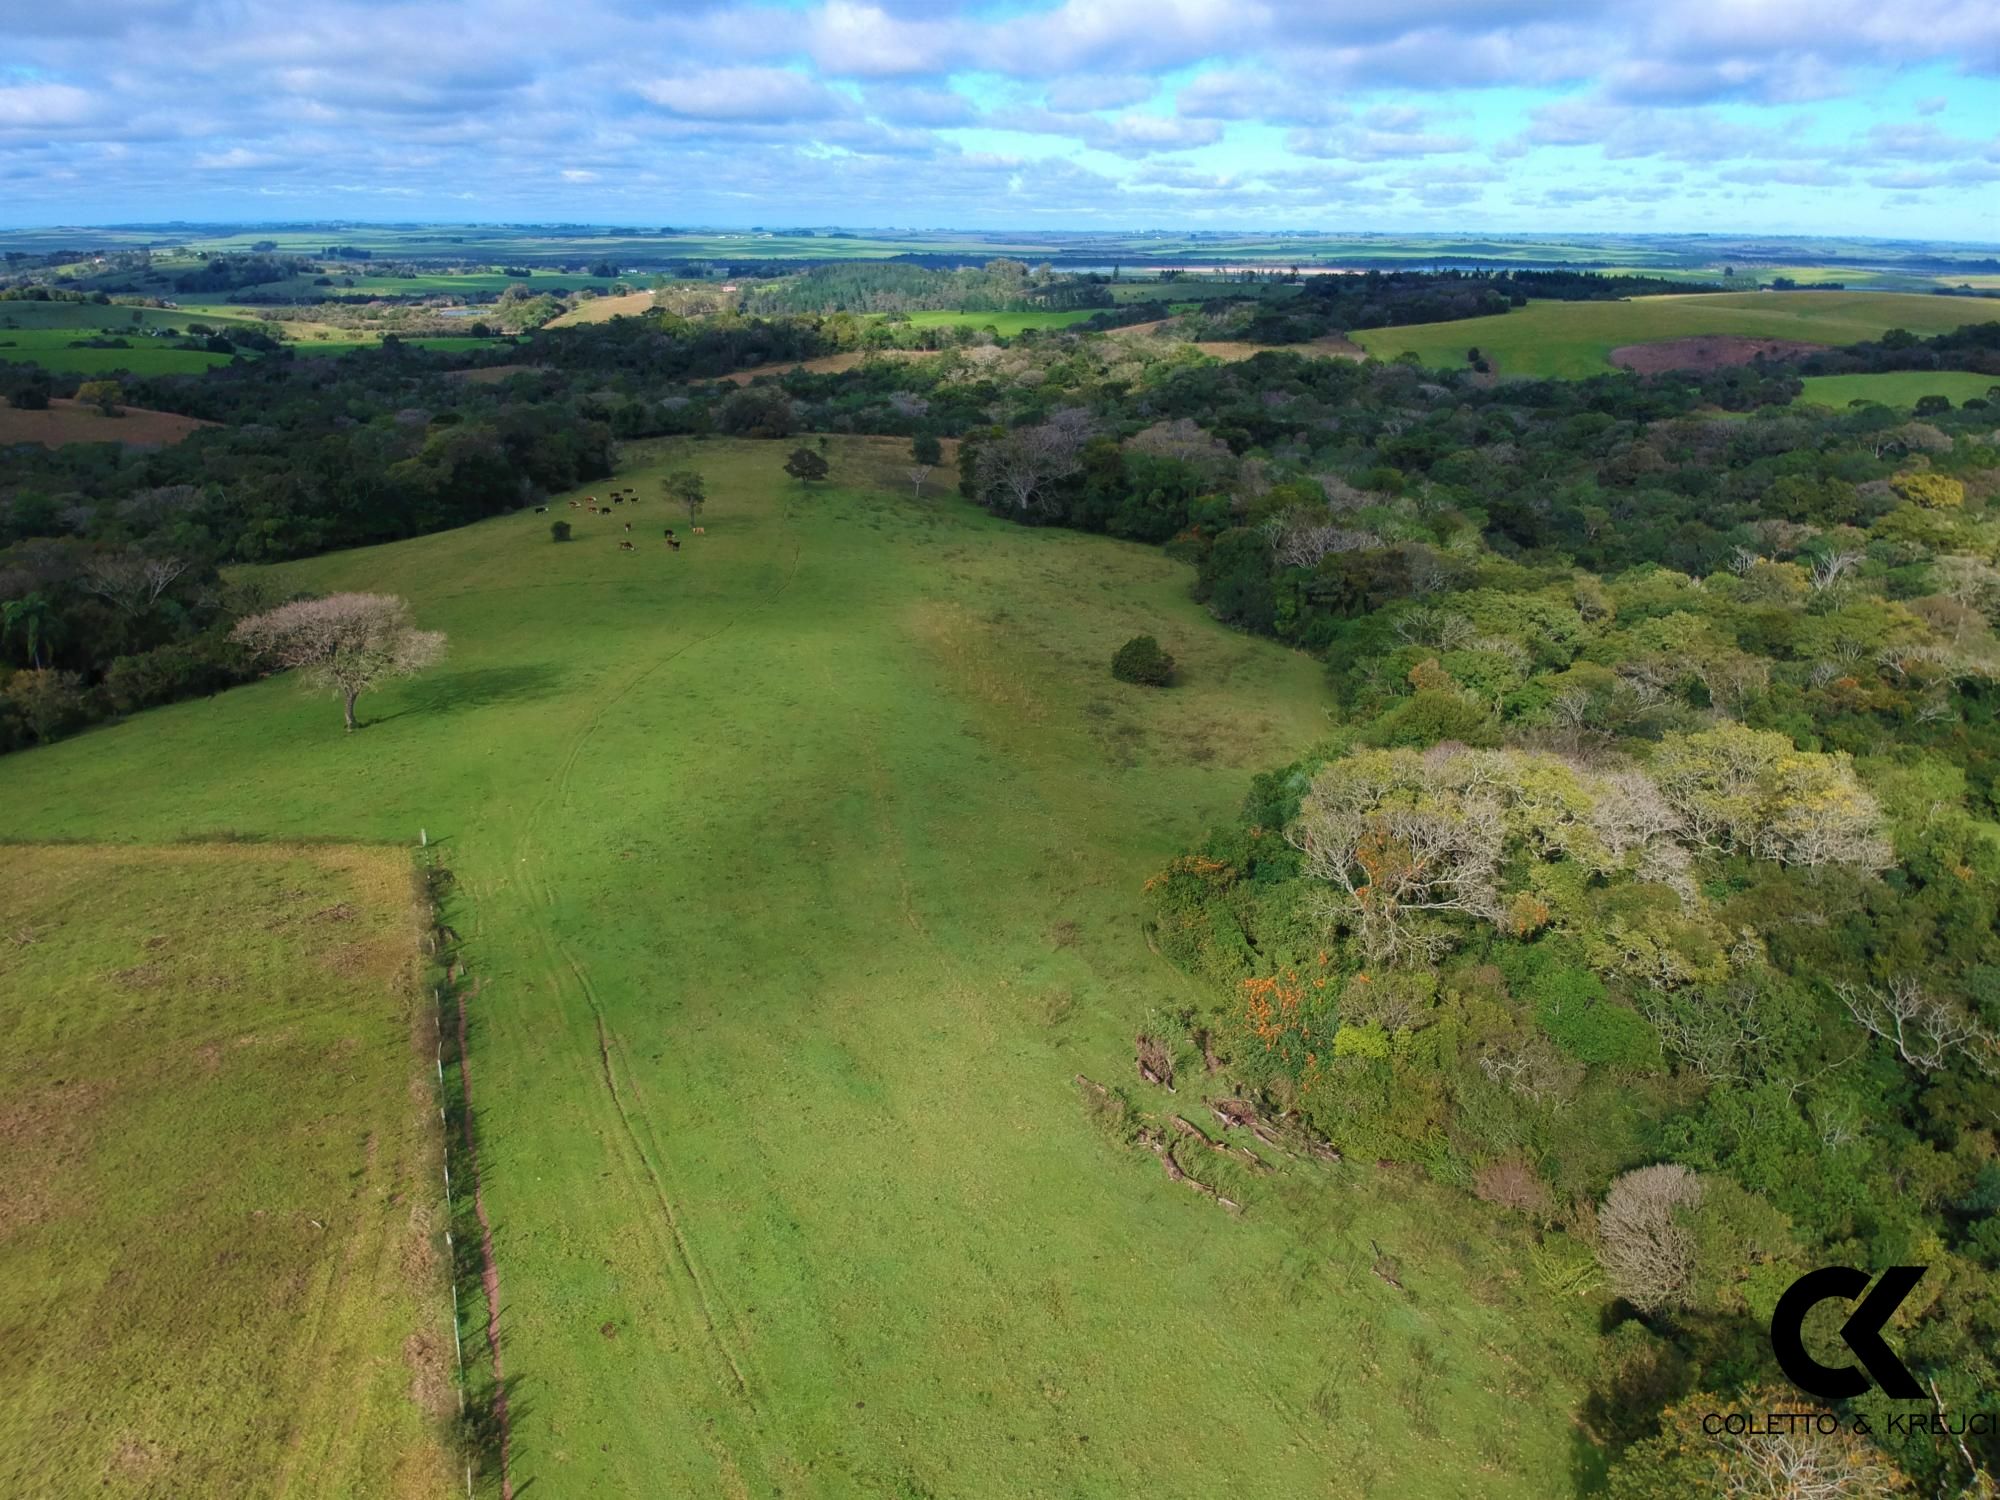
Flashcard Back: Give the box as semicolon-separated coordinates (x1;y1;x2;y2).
637;67;849;122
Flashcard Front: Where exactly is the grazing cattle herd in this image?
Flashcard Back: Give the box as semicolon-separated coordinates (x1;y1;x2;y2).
553;485;696;554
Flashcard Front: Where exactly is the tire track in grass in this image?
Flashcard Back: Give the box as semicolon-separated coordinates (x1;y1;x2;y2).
503;881;760;1489
484;483;803;1481
563;947;753;1398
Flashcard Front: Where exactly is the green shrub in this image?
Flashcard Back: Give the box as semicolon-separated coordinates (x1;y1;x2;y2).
1532;965;1660;1069
1111;634;1175;686
550;520;572;542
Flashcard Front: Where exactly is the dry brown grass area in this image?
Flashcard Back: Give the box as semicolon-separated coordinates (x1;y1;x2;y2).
0;398;216;449
545;290;657;327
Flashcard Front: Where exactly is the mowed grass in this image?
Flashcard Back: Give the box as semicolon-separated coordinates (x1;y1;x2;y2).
0;844;455;1499
1351;291;1993;377
1798;370;2000;409
0;438;1599;1497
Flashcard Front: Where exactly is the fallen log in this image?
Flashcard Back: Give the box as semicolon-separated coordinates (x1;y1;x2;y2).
1370;1238;1406;1292
1137;1127;1242;1214
1170;1114;1271;1172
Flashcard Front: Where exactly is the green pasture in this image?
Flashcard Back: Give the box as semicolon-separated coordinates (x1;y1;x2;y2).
290;335;508;357
0;438;1599;1498
0;843;455;1498
1796;370;2000;409
0;327;236;375
898;308;1099;334
1351;291;1994;377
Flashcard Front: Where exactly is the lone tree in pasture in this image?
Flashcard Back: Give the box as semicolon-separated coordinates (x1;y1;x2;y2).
665;469;707;524
232;592;446;734
76;380;124;416
784;446;830;486
909;432;941;497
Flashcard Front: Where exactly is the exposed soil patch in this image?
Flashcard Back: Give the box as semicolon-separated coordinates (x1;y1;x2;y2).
0;398;217;450
445;364;545;384
1610;335;1829;374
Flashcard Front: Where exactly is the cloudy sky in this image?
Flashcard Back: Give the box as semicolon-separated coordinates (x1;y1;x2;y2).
5;0;1999;235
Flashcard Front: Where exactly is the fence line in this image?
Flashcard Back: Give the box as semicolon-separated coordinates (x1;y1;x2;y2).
421;841;512;1499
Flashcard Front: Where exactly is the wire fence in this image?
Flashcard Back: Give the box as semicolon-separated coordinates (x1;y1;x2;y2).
418;839;503;1500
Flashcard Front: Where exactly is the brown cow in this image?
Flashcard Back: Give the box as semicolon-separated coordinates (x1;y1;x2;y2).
618;540;635;552
692;526;705;535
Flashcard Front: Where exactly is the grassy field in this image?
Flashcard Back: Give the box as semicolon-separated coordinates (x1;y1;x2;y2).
1797;370;2000;409
293;336;507;357
546;290;656;327
0;438;1600;1497
0;843;455;1498
0;328;236;375
899;308;1101;334
1350;291;1993;377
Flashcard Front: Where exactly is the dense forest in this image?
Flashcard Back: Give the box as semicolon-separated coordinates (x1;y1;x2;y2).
1172;268;1729;344
5;277;2000;1488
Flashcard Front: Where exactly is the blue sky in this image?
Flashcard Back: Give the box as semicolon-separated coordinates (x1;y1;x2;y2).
4;0;1998;235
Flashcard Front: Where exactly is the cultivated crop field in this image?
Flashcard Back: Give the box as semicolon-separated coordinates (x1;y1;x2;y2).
1350;290;1991;377
0;843;455;1499
0;438;1601;1497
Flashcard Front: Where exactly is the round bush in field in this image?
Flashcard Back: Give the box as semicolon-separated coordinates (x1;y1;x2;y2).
1112;634;1176;686
550;519;572;542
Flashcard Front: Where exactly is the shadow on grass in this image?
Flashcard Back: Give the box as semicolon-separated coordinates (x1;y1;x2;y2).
373;664;564;725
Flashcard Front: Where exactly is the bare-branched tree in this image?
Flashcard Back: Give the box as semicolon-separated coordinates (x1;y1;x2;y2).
1838;976;1998;1077
232;592;447;733
1597;1163;1703;1313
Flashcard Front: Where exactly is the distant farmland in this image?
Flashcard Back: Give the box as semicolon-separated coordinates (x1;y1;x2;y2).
0;329;235;375
0;396;216;448
0;843;456;1499
1797;370;2000;409
1350;291;1994;377
898;308;1100;334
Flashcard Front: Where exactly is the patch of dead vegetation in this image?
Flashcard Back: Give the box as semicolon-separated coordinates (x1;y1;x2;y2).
0;1080;105;1238
402;1331;451;1420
